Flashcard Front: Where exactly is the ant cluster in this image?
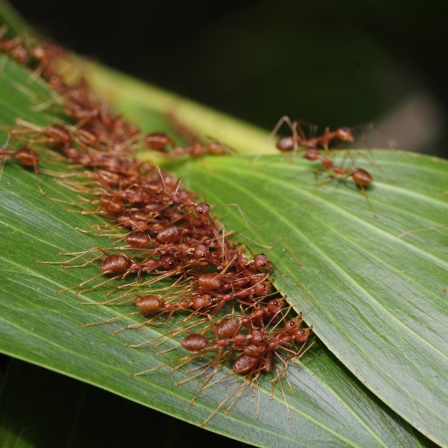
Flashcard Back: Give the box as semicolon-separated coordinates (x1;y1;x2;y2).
0;27;314;422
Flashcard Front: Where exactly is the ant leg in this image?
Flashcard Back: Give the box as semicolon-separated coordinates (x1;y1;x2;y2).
252;115;296;162
270;366;292;419
201;378;252;427
397;224;448;239
126;318;206;349
75;274;123;296
83;311;140;328
39;246;110;264
38;251;103;266
211;202;257;230
54;272;121;295
358;182;377;219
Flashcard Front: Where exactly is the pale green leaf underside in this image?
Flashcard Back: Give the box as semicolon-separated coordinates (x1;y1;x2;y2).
0;49;441;448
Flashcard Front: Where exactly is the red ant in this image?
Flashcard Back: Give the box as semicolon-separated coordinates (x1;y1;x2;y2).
303;148;373;188
160;111;234;158
0;135;45;193
99;292;216;334
39;248;133;295
83;290;193;330
273;116;355;154
303;147;376;216
0;26;30;64
144;132;175;152
163;140;233;158
0;137;40;169
152;167;213;220
12;119;74;149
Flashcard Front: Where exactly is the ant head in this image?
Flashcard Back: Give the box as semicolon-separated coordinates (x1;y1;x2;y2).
284;316;304;334
294;327;313;343
159;254;179;270
250;329;267;346
335;127;354;142
254;281;271;297
253;253;270;271
195;202;210;218
267;299;284;314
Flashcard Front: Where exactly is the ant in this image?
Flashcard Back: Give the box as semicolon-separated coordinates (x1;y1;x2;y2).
83;289;192;330
0;26;30;64
0;135;45;193
11;119;74;150
160;111;234;158
39;248;134;295
164;140;233;158
271;116;355;158
303;148;373;189
301;146;376;216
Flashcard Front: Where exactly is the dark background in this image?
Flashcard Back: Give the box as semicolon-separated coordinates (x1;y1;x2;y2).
10;0;448;156
2;1;447;446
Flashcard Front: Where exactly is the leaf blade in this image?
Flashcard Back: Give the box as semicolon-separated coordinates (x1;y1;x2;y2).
174;151;448;445
0;56;434;447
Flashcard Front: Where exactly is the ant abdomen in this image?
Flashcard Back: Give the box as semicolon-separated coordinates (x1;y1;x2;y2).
276;136;295;152
216;318;240;338
191;294;214;310
15;147;39;167
125;230;152;248
352;168;373;187
135;295;163;313
100;254;131;273
144;132;175;152
156;226;181;244
197;273;222;290
101;195;124;214
233;352;260;375
335;127;354;142
181;334;208;352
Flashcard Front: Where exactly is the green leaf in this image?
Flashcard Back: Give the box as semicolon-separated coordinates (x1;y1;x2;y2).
89;59;448;446
174;151;448;446
0;51;434;447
